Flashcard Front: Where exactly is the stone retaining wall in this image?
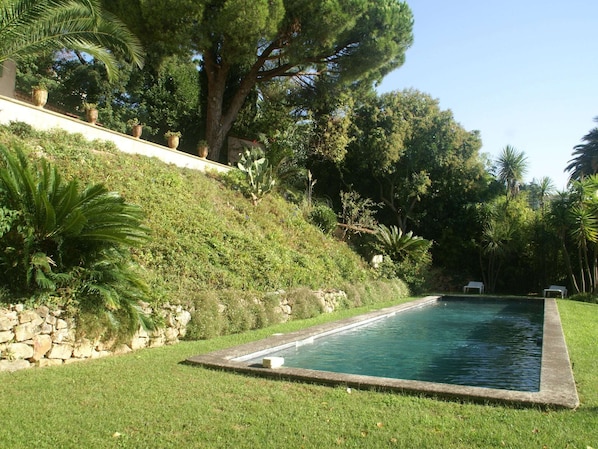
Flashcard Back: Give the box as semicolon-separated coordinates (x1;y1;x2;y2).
0;303;191;373
0;289;347;373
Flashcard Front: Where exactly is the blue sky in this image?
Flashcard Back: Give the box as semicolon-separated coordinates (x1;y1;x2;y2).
377;0;598;190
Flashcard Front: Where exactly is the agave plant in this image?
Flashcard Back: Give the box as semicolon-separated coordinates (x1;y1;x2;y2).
0;144;153;334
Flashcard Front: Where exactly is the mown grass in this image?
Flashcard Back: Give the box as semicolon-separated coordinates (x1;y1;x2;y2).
1;298;596;449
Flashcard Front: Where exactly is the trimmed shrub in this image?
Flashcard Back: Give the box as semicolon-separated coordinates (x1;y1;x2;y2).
568;293;598;304
220;290;255;334
184;291;225;340
307;204;338;234
286;287;323;320
340;282;363;308
252;292;284;328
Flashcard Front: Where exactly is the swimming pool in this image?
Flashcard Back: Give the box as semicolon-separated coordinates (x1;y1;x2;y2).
243;297;543;391
186;296;579;408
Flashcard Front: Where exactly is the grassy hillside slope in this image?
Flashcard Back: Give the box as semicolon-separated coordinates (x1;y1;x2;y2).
0;124;388;312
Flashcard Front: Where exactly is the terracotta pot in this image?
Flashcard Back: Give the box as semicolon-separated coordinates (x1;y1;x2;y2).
32;88;48;108
198;144;209;158
131;124;143;138
167;135;180;149
86;108;99;125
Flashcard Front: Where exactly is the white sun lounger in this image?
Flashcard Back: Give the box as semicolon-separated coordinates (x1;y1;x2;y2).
463;281;484;294
543;285;567;298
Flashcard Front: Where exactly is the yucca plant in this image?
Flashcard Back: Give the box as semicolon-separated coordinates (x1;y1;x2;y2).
0;144;153;335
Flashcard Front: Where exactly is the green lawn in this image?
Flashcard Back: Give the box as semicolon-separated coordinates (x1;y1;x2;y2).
1;299;596;449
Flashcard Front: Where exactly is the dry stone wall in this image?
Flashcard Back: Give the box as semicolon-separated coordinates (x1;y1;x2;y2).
0;303;191;373
0;289;347;373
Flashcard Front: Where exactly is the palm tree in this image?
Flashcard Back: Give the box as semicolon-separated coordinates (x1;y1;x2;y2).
548;191;580;293
496;145;528;198
567;175;598;293
529;176;556;288
0;0;143;80
565;117;598;182
529;176;555;213
476;199;516;294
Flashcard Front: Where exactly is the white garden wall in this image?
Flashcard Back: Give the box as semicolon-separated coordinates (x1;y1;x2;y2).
0;94;230;174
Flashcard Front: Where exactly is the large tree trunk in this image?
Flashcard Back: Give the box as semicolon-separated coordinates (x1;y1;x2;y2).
203;53;230;163
203;45;288;162
560;237;580;294
205;89;227;163
377;177;409;231
205;80;255;162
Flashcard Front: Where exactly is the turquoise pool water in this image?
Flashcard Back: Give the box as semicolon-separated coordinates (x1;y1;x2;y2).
249;297;544;392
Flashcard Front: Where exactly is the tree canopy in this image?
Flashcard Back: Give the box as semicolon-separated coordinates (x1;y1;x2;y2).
565;117;598;182
104;0;414;161
343;89;485;233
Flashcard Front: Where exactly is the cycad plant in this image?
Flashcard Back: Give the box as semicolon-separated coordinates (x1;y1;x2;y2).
372;224;432;292
374;224;431;262
0;144;153;335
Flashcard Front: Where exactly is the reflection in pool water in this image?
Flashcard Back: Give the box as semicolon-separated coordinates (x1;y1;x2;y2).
246;298;544;392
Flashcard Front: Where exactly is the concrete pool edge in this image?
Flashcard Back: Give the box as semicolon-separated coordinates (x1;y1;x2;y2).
185;296;579;409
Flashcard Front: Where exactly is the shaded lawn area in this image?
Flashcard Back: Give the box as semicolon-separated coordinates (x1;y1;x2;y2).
0;299;596;449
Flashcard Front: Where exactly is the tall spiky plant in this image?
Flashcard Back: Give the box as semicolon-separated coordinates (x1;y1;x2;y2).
496;145;528;198
0;0;144;80
0;144;153;335
567;175;598;293
374;224;431;262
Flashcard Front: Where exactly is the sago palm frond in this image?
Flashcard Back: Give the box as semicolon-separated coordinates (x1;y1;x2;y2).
73;251;154;334
0;145;150;292
374;224;431;261
27;251;56;290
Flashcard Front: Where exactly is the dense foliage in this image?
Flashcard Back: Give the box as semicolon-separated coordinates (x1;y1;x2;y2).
0;142;152;336
7;0;598;300
102;0;414;160
0;125;376;309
